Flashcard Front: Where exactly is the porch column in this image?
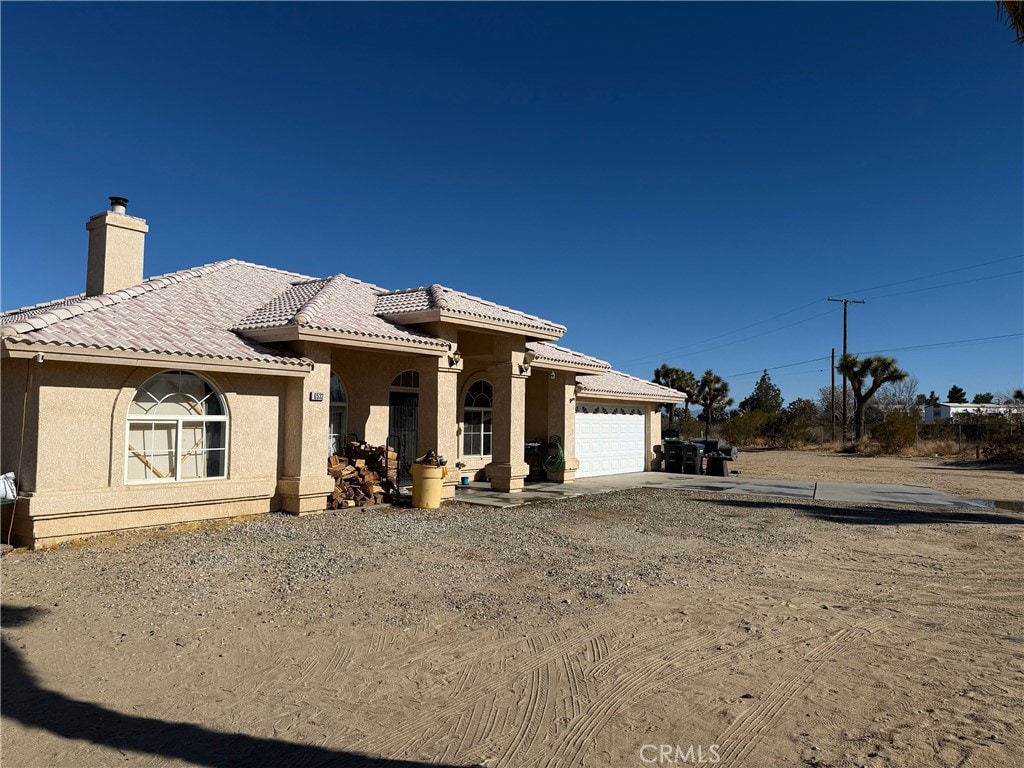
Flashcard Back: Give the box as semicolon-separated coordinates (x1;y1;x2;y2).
279;342;335;515
418;355;462;500
487;360;530;492
545;371;579;483
644;405;660;471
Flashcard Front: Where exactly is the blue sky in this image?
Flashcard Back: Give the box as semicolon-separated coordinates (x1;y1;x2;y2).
3;2;1021;404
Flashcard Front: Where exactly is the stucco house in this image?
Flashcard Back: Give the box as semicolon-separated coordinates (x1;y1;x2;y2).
0;199;680;548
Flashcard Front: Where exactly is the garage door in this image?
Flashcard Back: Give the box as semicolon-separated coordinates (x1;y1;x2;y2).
575;404;645;478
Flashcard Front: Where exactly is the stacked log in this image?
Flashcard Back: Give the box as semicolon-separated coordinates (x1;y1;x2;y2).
327;442;399;508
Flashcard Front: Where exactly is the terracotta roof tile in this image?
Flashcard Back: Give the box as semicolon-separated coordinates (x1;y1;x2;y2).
526;341;610;372
2;260;314;368
0;295;87;326
235;274;447;348
576;370;684;401
375;284;565;337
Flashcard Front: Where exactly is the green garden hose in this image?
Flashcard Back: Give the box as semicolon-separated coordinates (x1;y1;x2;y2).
543;435;565;473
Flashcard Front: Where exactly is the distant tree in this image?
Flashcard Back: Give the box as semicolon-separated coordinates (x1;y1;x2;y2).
926;390;941;407
696;369;733;438
676;369;697;417
837;354;909;442
817;385;854;431
653;364;696;424
876;375;921;415
738;370;784;415
972;392;995;404
947;385;968;404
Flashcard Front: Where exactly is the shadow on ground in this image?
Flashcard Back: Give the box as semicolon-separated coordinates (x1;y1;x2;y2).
707;498;1024;526
924;460;1024;475
1;606;471;768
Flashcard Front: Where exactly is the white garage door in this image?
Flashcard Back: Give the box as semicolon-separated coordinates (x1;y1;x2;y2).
575;404;646;478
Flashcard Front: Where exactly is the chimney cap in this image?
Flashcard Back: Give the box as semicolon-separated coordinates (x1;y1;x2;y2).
109;196;129;212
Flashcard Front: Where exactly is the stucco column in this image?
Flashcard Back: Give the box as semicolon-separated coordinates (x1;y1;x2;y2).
545;371;579;483
644;405;660;471
279;342;335;515
418;356;461;500
487;361;530;492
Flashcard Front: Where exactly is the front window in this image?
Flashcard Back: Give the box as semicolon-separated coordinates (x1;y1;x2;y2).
328;373;348;456
463;380;493;456
126;371;228;482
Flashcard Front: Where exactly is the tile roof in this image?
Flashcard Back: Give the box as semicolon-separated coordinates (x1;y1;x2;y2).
0;295;87;326
576;370;684;401
1;260;314;368
234;274;447;348
526;341;610;372
375;284;566;337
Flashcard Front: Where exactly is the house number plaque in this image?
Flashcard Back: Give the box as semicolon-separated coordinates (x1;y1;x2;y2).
309;392;324;402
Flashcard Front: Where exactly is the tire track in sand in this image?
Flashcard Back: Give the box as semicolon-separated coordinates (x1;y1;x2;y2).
529;628;810;768
495;637;556;768
350;617;628;760
712;617;887;768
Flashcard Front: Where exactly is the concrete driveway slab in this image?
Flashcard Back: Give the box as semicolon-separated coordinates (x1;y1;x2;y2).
452;471;980;509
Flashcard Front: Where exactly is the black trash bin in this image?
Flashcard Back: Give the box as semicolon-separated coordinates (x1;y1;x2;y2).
682;442;704;474
663;438;685;473
705;456;728;476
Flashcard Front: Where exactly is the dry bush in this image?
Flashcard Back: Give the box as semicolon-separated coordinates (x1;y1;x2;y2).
916;439;961;457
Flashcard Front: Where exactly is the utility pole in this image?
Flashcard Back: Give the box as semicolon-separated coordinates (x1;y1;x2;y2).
828;297;866;443
830;347;836;443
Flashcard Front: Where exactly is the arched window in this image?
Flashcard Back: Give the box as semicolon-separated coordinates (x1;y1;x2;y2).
391;370;419;390
463;380;493;456
328;373;348;456
126;371;228;483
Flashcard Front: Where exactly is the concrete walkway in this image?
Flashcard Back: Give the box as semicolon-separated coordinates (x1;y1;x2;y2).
452;471;985;509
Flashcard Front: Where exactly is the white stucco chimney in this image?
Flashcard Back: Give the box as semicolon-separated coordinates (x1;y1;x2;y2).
85;196;149;296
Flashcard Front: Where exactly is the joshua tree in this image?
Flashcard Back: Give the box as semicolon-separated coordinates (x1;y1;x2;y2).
653;364;696;423
998;1;1024;44
837;354;909;442
696;369;733;439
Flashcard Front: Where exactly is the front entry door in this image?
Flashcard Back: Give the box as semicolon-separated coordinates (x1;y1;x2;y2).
389;391;419;485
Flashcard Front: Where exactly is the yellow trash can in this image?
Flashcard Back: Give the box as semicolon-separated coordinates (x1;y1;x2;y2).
411;464;447;509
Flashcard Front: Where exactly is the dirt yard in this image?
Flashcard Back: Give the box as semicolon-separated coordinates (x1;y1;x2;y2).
731;448;1023;503
2;452;1022;767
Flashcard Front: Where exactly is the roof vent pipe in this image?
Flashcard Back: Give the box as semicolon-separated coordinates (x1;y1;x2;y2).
109;196;129;215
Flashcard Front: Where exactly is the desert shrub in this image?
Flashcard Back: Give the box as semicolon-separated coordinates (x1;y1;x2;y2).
721;411;770;446
980;432;1024;463
917;439;961;457
871;413;918;454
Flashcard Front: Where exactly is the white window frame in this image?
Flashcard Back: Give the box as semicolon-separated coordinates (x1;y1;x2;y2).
463;380;493;457
125;371;229;484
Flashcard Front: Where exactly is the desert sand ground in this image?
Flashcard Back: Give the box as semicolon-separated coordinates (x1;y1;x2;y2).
2;451;1022;768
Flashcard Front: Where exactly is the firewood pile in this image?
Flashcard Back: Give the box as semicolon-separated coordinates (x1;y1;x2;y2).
327;442;398;508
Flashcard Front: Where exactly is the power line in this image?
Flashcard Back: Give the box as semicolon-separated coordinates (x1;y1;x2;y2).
857;332;1023;356
863;269;1023;301
726;355;831;379
724;332;1024;381
620;254;1022;368
617;299;827;365
841;254;1022;297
